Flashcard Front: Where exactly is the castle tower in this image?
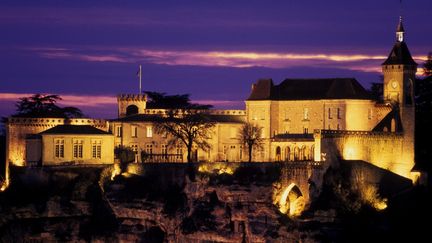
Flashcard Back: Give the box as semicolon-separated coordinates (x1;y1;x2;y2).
117;94;147;118
382;17;417;178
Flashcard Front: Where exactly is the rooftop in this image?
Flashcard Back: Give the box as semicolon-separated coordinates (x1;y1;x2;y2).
39;125;111;135
382;41;417;66
247;78;371;101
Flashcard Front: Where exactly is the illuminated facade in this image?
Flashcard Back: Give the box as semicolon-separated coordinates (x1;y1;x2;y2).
4;18;417;180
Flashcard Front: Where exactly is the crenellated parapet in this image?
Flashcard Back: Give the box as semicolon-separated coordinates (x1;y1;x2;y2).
117;94;147;101
6;117;109;130
141;109;246;116
319;129;403;138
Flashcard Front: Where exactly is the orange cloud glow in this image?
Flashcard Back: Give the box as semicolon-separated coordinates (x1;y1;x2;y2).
34;47;428;74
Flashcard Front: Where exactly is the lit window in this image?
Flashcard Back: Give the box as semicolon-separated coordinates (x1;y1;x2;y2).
73;139;83;158
131;125;137;138
146;126;153;137
337;108;341;119
303;108;309;120
92;140;102;159
161;144;168;155
145;144;153;154
55;139;64;158
116;126;122;137
328;108;332;119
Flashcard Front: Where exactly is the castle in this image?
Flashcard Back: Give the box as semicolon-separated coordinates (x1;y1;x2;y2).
5;18;419;182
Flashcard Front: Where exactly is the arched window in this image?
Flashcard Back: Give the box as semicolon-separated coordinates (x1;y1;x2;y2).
276;146;281;161
126;105;139;116
311;145;315;161
294;146;299;161
391;118;396;132
285;147;291;161
304;146;310;160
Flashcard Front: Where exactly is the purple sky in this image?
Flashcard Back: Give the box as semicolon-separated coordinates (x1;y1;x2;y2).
1;0;431;118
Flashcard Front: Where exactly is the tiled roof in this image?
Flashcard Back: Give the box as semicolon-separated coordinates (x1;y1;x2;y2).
247;78;371;101
382;42;417;66
39;125;111;135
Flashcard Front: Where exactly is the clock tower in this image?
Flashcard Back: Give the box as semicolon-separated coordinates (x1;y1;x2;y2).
382;16;417;178
382;16;417;105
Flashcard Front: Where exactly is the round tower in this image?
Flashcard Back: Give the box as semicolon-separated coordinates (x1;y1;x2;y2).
117;94;147;118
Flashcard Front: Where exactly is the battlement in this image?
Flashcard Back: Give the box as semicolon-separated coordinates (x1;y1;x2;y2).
7;117;108;128
316;129;403;137
142;109;246;116
117;94;147;101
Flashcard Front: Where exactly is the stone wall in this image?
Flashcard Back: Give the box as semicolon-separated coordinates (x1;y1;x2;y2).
318;130;414;179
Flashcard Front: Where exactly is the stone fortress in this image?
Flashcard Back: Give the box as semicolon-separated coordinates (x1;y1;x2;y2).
5;17;419;182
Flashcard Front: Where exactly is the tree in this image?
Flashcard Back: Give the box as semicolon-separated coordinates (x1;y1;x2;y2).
114;145;136;164
423;52;432;77
13;94;83;118
145;91;213;110
239;122;264;163
368;82;383;102
154;110;215;164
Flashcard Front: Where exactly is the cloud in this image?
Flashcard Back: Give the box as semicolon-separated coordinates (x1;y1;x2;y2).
0;93;117;108
0;93;244;111
32;47;427;75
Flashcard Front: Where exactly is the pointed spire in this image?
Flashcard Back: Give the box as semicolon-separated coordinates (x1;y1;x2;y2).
396;16;405;42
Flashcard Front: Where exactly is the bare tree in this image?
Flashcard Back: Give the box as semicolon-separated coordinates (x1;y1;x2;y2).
239;122;264;162
154;110;215;163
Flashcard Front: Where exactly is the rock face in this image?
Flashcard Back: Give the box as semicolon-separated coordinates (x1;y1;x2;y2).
0;164;324;242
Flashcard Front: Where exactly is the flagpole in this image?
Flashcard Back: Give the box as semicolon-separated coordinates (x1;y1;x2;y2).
139;65;142;95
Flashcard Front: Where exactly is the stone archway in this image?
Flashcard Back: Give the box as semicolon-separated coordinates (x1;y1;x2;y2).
277;183;305;216
126;105;139;116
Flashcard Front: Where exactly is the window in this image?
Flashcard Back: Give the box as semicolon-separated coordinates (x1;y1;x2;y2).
131;125;137;138
55;139;64;158
161;144;168;155
337;108;341;119
146;126;153;137
116;126;122;137
337;124;340;130
145;144;153;154
176;145;183;159
328;108;332;119
130;144;138;153
92;140;102;159
303;108;309;120
368;108;372;120
239;146;243;160
73;139;83;158
303;127;309;134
